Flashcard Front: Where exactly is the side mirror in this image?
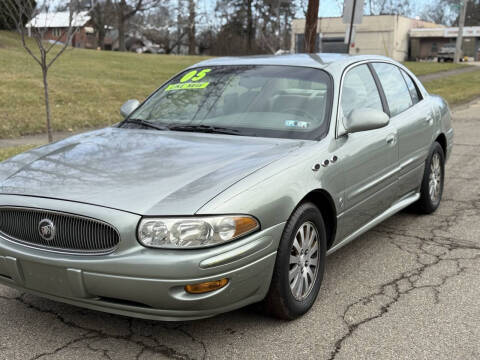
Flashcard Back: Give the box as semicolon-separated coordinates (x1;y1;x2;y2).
120;99;140;118
344;108;389;134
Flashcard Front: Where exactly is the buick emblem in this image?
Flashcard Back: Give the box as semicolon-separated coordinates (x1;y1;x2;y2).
38;219;56;241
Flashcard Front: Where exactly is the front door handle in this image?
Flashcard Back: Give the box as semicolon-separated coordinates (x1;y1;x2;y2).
386;134;396;145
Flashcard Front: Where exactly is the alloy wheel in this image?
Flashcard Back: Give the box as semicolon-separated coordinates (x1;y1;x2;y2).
429;152;442;203
289;221;320;301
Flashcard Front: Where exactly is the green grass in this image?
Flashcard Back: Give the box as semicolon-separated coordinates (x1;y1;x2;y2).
0;31;210;139
425;69;480;105
0;145;36;161
403;61;469;76
1;30;479;141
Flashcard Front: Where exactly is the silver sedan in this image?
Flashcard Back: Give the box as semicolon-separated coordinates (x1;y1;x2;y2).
0;54;453;320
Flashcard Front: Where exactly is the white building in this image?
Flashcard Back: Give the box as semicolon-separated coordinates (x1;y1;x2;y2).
291;15;442;61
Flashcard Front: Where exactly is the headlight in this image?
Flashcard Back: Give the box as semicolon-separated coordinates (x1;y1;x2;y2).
137;215;259;249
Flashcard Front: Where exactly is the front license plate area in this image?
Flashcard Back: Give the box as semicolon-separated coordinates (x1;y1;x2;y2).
21;260;72;298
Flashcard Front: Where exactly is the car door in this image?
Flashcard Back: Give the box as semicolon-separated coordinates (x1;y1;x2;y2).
371;63;435;198
335;63;398;240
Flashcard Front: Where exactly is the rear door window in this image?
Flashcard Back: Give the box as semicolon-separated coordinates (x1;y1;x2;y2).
372;63;413;117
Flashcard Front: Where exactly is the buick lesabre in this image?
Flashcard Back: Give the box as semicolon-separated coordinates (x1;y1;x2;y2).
0;54;453;320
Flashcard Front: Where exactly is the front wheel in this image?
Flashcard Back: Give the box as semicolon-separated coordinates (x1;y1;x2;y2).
263;202;326;320
415;142;445;214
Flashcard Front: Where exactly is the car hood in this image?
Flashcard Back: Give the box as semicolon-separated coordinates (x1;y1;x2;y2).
0;128;307;215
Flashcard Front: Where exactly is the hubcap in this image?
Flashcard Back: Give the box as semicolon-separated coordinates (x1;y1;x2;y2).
289;221;320;301
429;153;442;203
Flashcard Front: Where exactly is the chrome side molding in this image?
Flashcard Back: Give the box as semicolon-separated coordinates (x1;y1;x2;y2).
327;192;420;256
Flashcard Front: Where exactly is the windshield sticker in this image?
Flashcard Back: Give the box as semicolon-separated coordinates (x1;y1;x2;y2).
165;82;210;91
285;120;310;129
180;69;212;83
165;68;213;92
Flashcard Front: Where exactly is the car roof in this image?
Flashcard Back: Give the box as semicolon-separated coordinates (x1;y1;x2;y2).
191;53;398;72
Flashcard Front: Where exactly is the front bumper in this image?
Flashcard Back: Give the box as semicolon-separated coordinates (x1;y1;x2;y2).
0;195;284;321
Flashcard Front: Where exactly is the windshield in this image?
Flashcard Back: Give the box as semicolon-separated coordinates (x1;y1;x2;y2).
122;65;333;140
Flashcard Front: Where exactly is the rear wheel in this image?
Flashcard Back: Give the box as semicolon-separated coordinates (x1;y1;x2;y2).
414;142;445;214
264;202;326;320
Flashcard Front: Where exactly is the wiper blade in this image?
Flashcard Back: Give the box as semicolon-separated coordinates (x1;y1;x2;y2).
122;118;170;131
168;124;240;135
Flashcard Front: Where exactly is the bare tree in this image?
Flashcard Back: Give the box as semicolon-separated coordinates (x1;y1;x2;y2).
304;0;319;53
90;0;115;49
366;0;412;16
136;1;184;54
420;0;477;26
113;0;160;51
419;3;453;25
2;0;82;142
256;0;296;53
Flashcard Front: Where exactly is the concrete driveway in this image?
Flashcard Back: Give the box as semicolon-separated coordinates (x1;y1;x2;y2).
1;100;479;360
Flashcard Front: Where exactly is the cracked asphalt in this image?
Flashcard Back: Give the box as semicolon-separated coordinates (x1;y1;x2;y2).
1;100;480;360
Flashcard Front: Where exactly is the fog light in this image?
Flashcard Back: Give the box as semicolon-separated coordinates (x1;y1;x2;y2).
184;278;229;294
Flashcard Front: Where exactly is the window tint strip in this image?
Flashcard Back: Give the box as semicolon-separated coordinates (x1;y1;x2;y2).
368;63;390;116
399;69;416;105
400;69;422;105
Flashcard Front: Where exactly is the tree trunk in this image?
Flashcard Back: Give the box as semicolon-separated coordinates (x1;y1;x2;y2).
283;9;289;49
118;0;127;52
304;0;319;53
118;17;126;51
188;0;196;55
246;0;254;53
42;68;53;143
177;3;182;54
98;28;106;49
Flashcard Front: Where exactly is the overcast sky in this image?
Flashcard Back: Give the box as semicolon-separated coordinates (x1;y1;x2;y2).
49;0;435;22
195;0;433;18
313;0;432;18
192;0;435;29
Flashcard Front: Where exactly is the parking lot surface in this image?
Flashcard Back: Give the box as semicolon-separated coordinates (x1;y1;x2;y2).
1;100;479;360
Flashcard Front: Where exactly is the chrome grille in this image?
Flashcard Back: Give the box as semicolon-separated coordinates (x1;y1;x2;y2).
0;207;120;254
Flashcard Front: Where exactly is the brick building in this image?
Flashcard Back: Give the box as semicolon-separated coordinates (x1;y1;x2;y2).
26;11;96;49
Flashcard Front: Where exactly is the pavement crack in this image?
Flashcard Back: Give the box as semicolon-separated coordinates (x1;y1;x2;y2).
177;327;208;360
29;333;99;360
0;294;206;360
328;223;480;360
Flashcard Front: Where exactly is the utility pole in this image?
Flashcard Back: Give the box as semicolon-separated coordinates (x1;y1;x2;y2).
347;0;357;53
343;0;364;54
455;0;468;63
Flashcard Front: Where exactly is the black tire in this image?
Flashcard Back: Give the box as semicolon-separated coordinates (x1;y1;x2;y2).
263;202;326;320
414;142;445;214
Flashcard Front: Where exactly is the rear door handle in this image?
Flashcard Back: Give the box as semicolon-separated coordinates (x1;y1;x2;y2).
425;116;434;125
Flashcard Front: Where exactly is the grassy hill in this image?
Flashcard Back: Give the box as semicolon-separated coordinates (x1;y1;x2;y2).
0;30;479;142
0;31;210;139
402;61;467;76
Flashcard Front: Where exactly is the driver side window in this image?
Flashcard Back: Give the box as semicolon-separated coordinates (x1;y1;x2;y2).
341;64;383;119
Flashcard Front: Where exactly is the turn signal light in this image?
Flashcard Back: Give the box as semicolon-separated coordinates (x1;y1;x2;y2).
185;278;229;294
233;217;258;238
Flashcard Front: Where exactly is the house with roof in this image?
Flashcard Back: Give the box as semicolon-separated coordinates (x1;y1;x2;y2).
26;11;97;49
